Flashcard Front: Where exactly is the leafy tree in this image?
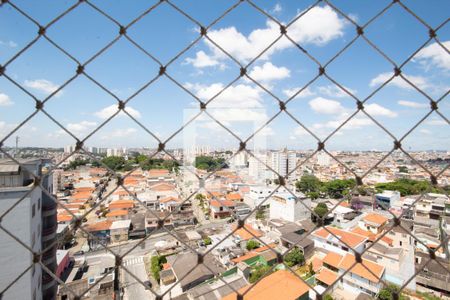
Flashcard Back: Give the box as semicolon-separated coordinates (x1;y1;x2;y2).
66;158;90;170
284;247;304;267
150;255;167;282
255;207;266;220
308;262;315;276
351;197;364;211
378;284;409;300
203;237;212;245
246;240;260;251
355;185;374;196
323;179;355;199
324;295;334;300
123;160;136;172
102;156;126;171
398;166;408;173
375;179;442;196
134;154;148;164
307;191;320;200
314;203;329;218
194;156;226;171
195;194;205;201
296;175;322;194
249;265;271;283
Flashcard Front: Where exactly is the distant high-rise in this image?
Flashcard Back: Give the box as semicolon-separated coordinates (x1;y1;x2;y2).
269;149;297;180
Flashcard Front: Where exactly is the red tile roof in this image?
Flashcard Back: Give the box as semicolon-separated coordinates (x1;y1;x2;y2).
222;270;309;300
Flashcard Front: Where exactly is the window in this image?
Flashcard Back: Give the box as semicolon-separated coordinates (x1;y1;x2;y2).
38;198;41;210
399;241;402;246
32;204;36;218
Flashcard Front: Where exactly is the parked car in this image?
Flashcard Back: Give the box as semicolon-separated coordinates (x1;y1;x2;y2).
73;250;84;256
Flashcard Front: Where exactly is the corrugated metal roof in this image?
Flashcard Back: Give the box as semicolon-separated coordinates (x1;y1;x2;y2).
0;165;20;174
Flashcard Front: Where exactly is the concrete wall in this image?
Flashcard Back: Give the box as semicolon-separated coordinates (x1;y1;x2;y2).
0;187;42;300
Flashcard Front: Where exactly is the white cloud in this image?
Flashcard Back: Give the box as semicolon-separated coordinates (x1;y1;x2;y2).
248;62;290;82
24;79;62;96
0;40;17;48
186;82;264;109
109;128;137;138
397;100;428;109
309;97;345;115
258;127;275;136
282;87;315;99
0;121;17;137
425;118;447;126
317;84;356;98
313;116;372;130
270;3;282;14
66;121;97;134
419;129;431;135
0;93;13;106
191;6;347;64
94;104;141;119
414;41;450;70
369;72;429;90
294;126;310;136
184;50;224;69
365;103;397;118
186;82;269;126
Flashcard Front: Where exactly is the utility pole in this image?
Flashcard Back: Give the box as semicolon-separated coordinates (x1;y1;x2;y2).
15;136;19;158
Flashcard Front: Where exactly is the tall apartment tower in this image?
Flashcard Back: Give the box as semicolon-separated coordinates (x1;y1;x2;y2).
270;149;297;180
0;159;57;300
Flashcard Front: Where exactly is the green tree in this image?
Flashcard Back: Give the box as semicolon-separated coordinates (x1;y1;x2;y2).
375;179;442;196
255;207;266;220
195;194;205;201
203;237;212;245
246;240;260;251
378;284;409;300
314;202;329;218
307;191;320;200
150;255;167;282
102;156;126;171
323;179;355;199
296;175;322;194
284;247;304;267
398;166;408;173
194;156;226;171
308;262;315;276
249;265;271;283
323;295;334;300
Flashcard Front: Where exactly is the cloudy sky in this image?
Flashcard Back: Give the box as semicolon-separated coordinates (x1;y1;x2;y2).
0;0;449;151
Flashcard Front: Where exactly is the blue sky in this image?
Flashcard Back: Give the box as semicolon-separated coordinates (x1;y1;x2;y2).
0;0;449;151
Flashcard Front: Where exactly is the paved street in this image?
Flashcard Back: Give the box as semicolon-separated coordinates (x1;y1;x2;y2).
122;256;154;300
85;219;229;257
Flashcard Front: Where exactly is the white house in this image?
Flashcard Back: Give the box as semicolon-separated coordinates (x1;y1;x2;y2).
311;226;367;255
269;192;311;222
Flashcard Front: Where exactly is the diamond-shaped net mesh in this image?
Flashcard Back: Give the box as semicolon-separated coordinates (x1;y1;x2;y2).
0;0;449;300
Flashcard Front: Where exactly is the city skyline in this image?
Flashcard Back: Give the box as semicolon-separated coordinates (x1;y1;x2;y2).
0;1;449;151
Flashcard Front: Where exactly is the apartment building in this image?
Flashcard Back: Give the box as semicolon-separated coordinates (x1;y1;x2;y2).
375;190;400;209
0;159;57;300
414;193;450;223
269;149;297;180
244;185;274;209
